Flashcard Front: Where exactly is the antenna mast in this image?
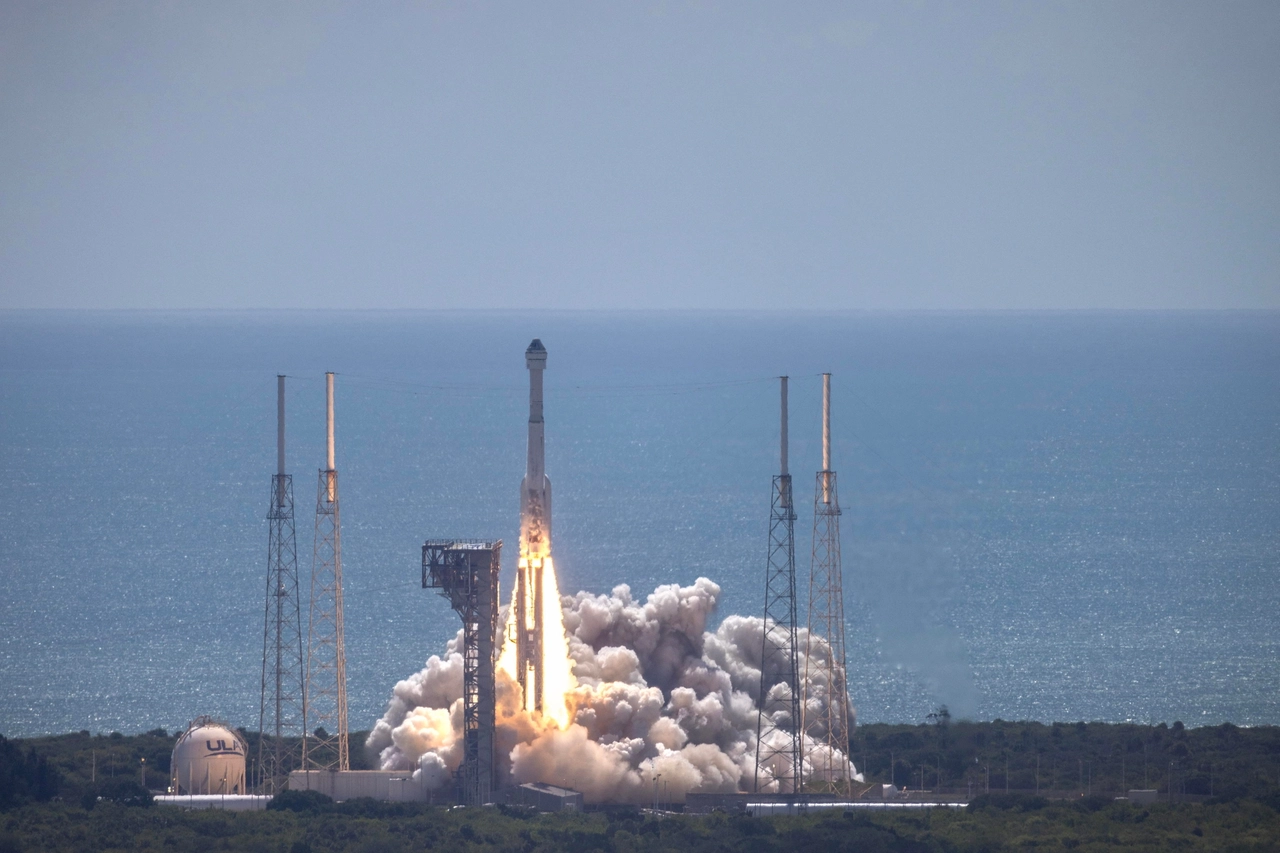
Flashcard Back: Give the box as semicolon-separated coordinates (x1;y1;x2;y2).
305;372;349;772
754;376;803;793
804;373;855;797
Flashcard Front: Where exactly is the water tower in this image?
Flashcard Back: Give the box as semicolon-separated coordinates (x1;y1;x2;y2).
171;716;248;795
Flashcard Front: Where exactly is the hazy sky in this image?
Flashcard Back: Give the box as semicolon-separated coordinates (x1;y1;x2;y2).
2;1;1277;310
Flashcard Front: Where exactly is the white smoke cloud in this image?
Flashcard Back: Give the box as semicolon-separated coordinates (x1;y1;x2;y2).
367;577;861;803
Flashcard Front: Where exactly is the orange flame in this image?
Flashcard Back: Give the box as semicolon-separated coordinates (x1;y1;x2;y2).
497;557;574;728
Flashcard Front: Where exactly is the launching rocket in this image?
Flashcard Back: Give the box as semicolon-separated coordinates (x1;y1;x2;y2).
515;339;550;711
520;339;551;560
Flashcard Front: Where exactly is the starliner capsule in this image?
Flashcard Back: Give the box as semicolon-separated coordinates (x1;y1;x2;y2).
514;338;551;711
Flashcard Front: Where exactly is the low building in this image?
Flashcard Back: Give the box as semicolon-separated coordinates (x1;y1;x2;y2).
155;794;270;812
508;782;584;812
288;770;429;802
685;792;753;814
686;792;838;814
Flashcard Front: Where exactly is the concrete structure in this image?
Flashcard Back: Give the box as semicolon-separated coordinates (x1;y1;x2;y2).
422;540;502;806
514;339;552;713
685;792;755;814
747;800;967;815
686;792;842;814
156;794;270;811
289;770;430;802
171;717;248;795
508;782;583;812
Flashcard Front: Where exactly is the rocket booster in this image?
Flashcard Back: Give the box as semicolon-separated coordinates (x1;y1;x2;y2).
515;339;551;712
520;339;551;561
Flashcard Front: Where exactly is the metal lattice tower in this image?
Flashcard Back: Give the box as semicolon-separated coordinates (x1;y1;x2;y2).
803;373;854;797
258;375;306;793
754;377;803;794
423;540;501;806
305;372;349;772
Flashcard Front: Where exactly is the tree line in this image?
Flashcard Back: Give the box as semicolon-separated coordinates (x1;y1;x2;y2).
4;720;1280;851
853;712;1280;801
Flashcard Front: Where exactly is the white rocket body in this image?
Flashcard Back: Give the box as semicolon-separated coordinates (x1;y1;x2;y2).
520;339;551;561
519;476;553;560
514;339;551;712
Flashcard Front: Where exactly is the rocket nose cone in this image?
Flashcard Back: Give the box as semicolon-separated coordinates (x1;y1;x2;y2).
526;338;547;368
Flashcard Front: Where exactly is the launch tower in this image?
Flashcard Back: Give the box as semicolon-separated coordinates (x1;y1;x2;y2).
514;339;551;712
258;375;306;793
423;540;501;806
803;373;854;797
754;376;804;794
305;372;349;772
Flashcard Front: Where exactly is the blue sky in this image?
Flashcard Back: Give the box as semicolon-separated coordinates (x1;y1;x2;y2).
1;1;1277;309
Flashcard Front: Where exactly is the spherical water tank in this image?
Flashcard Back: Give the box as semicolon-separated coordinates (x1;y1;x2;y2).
171;717;247;795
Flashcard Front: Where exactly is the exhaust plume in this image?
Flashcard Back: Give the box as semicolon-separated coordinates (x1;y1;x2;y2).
368;577;860;803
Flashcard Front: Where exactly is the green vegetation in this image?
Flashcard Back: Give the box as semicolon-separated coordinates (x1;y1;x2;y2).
853;713;1280;801
2;720;1280;852
1;796;1279;852
0;736;59;809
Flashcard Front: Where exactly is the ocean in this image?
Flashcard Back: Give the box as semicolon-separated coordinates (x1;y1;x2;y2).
1;310;1277;737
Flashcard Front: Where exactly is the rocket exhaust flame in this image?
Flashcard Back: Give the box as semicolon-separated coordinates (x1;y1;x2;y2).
498;557;572;728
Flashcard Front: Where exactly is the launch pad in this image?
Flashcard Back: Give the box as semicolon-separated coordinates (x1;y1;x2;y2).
415;339;562;805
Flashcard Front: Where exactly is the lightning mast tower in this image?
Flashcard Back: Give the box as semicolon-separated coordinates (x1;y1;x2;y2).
754;377;804;793
305;372;349;771
258;376;306;793
515;340;551;712
803;373;854;797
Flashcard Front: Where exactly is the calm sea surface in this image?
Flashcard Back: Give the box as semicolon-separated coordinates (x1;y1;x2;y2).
1;311;1277;737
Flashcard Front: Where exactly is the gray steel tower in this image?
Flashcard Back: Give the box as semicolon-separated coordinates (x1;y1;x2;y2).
423;540;501;806
258;375;306;793
515;339;551;712
305;372;349;772
754;377;804;794
803;373;854;797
